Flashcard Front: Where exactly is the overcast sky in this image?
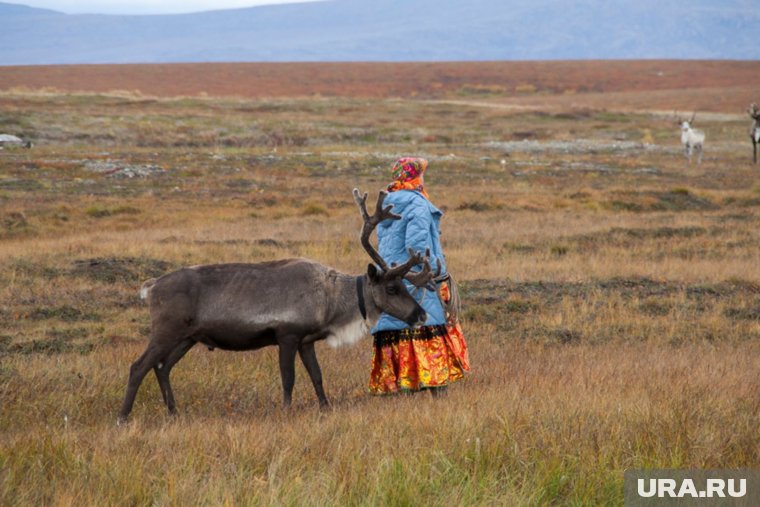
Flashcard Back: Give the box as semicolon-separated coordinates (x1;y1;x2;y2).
15;0;325;14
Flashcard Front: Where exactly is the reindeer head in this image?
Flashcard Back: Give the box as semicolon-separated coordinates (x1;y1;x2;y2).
353;188;437;326
675;111;696;132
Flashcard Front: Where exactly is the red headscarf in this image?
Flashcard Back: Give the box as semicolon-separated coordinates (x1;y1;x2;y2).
387;157;429;199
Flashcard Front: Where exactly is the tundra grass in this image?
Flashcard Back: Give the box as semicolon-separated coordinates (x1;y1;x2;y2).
1;89;759;506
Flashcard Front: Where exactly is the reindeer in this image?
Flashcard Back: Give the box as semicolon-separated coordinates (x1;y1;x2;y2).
676;112;705;164
748;103;760;164
117;189;439;423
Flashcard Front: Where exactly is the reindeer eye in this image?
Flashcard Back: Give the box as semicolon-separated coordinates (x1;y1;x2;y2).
386;286;399;295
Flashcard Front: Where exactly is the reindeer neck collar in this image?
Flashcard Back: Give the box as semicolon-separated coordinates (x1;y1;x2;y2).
356;275;367;320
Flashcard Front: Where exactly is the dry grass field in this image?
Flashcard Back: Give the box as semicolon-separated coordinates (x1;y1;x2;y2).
1;61;759;505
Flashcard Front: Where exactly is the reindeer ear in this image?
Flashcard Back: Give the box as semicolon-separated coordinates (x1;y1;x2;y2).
367;264;382;282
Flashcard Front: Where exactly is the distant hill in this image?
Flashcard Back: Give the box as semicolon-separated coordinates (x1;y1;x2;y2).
1;0;759;65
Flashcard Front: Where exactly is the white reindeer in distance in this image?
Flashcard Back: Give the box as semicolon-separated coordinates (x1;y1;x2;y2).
748;103;760;164
675;112;705;165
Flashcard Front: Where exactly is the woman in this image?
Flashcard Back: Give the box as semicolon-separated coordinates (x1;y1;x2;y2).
368;157;470;395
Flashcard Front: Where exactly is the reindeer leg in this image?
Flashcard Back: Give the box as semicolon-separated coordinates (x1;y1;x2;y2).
118;314;196;424
278;340;298;407
298;341;329;408
118;339;178;424
153;338;196;415
118;348;150;423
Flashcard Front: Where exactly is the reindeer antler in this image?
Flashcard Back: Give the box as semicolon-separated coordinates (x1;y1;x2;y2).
689;112;696;124
353;188;401;271
353;188;439;284
385;248;425;279
401;248;441;289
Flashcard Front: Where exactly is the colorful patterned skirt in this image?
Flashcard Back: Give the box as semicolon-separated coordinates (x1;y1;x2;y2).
368;282;470;394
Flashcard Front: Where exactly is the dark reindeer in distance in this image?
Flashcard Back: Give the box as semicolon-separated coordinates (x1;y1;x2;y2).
117;189;438;423
748;103;760;164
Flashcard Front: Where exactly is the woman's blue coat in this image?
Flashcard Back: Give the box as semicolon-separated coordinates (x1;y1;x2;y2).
372;190;448;333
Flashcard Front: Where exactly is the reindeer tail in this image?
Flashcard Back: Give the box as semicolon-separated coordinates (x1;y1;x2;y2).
140;278;158;301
